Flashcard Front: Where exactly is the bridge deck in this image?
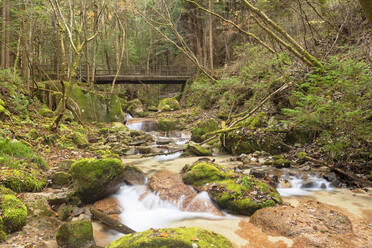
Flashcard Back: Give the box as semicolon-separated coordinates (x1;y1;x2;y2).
42;65;195;84
91;75;192;84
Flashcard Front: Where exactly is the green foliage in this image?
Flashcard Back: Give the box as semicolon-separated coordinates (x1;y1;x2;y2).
282;57;372;159
0;138;48;170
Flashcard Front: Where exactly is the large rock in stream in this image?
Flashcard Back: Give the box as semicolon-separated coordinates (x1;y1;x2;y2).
149;170;223;216
56;220;96;248
106;227;233;248
249;200;356;248
182;161;282;215
69;158;125;203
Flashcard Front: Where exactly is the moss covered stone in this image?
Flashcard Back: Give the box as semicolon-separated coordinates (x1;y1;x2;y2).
51;172;72;188
182;161;282;215
69;158;124;203
106;227;233;248
191;118;219;143
185;142;212;156
156;117;179;131
224;128;287;155
1;194;27;233
126;99;143;116
182;161;226;186
0;169;47;192
158;98;181;112
56;220;95;248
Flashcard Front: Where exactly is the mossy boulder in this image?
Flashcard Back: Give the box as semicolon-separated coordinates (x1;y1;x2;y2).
56;220;95;248
51;172;72;188
185;142;212;156
106;227;233;248
112;122;129;133
182;161;282;215
156;117;179;131
1;194;27;233
69;158;124;203
182;161;227;187
26;197;54;217
39;105;54;118
158;98;181;112
122;165;146;185
0;169;47;192
224;128;288;155
191;118;219;143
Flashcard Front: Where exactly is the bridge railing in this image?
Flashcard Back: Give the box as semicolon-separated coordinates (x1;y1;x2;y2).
39;65;196;77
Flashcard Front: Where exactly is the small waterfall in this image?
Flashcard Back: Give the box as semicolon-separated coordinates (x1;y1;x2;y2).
277;175;332;197
114;185;225;232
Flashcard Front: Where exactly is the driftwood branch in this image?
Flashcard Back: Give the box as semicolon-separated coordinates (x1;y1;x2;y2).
90;208;135;234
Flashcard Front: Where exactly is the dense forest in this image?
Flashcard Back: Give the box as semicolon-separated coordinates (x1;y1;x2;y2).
0;1;371;248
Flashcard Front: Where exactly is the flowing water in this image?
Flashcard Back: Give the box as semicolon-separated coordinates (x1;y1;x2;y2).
99;118;372;247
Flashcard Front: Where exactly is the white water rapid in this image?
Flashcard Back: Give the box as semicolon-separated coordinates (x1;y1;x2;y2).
277;175;333;197
114;185;226;232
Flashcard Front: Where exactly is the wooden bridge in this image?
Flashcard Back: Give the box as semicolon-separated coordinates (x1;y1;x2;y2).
42;65;195;85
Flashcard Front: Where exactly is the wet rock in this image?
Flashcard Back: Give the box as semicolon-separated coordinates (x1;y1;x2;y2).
277;180;292;188
326;172;341;187
122;165;146;185
69;158;125;203
93;197;121;215
186;141;212;156
158;98;180;112
56;220;96;248
156;137;173;145
149;170;222;215
129;139;146;146
249;168;266;179
106;227;233;248
182;161;282;215
250;200;354;248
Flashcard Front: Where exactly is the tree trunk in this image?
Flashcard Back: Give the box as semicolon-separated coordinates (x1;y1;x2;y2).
2;0;10;69
208;0;214;70
359;0;372;25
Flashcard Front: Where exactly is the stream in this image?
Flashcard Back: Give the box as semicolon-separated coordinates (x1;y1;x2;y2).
96;118;372;247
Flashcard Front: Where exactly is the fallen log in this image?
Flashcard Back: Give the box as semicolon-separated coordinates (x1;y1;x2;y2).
90;208;135;234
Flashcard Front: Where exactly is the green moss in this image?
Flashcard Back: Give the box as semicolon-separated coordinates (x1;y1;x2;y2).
296;152;308;159
182;162;226;186
156;117;180;131
56;220;95;248
69;158;124;203
106;227;233;248
112;122;129;133
0;169;47;192
126;99;143;115
57;205;72;221
1;194;27;233
158;98;181;112
191;118;219;143
185;142;212;156
39;105;54;118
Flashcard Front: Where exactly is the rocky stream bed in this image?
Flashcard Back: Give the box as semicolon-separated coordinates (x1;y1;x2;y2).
0;117;371;248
